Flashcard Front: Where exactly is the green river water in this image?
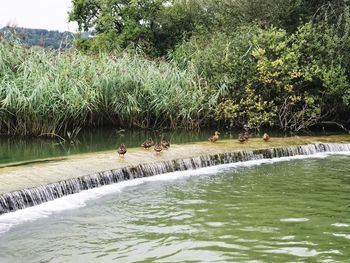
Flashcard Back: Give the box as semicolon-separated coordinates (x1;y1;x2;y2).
0;129;231;166
0;128;344;166
0;154;349;262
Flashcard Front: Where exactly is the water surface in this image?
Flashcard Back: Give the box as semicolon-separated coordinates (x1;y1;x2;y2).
0;154;349;262
0;128;345;166
0;129;234;166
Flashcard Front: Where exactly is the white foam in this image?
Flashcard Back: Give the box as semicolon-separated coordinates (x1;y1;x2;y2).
0;151;349;235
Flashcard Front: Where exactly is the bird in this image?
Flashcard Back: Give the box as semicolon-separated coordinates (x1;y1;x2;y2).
209;131;220;143
160;134;170;149
263;133;270;141
243;131;249;141
117;143;127;157
238;133;246;143
154;143;163;153
141;138;154;149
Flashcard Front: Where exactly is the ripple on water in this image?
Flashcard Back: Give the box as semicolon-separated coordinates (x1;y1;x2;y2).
279;235;295;240
170;213;193;221
261;247;343;258
262;247;319;257
205;222;225;227
1;154;350;262
331;223;349;227
332;233;350;240
240;226;280;233
280;218;310;222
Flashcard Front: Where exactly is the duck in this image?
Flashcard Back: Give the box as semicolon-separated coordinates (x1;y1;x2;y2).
263;133;270;141
243;131;249;141
209;131;220;143
160;134;170;149
154;142;163;153
141;138;154;149
238;133;246;143
117;143;127;157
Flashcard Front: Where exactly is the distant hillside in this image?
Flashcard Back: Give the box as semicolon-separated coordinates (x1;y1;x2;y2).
0;27;74;49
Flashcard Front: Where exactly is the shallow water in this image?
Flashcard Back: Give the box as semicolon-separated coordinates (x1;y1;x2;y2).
0;128;345;166
0;129;235;166
0;154;349;262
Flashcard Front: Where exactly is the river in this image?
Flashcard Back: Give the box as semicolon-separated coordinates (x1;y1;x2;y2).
0;154;349;262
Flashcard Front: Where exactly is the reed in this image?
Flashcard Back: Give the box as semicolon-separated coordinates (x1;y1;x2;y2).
0;39;209;136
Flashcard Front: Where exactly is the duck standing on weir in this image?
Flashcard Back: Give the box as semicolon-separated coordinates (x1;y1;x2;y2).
238;133;246;143
263;133;270;141
141;138;155;149
154;142;163;153
117;143;127;157
160;134;170;149
209;131;220;143
243;131;249;141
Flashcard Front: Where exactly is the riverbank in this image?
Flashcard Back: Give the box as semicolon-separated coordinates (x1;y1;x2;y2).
1;135;350;196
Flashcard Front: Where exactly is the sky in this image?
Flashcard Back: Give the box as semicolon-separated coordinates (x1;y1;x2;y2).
0;0;78;32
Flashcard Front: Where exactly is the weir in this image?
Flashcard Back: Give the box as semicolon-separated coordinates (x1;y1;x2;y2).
1;141;350;215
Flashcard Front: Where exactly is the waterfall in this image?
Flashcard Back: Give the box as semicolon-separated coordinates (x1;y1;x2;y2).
1;142;350;215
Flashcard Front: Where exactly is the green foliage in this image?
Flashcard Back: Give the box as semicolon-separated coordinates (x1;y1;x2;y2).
69;0;200;56
260;23;349;131
70;0;344;56
2;0;350;135
173;23;350;131
0;39;208;135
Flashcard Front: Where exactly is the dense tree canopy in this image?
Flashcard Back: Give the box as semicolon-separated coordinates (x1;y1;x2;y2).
69;0;200;55
69;0;350;55
66;0;350;131
1;0;349;136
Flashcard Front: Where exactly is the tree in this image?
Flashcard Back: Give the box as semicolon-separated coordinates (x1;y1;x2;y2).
70;0;190;55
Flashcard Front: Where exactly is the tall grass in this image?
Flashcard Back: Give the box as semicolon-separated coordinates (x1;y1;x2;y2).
0;39;210;136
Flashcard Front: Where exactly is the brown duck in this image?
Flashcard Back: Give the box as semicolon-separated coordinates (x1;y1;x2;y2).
141;138;154;149
243;131;249;141
209;131;220;143
263;133;270;141
238;134;246;143
117;143;127;157
160;134;170;149
154;143;163;153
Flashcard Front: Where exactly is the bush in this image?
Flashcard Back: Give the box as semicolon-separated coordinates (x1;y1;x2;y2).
172;23;350;131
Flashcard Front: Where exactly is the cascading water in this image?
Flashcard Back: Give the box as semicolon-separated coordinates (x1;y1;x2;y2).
1;142;350;215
